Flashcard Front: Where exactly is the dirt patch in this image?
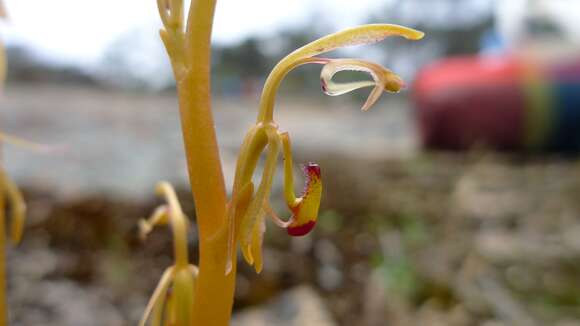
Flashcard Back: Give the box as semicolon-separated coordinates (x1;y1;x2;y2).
7;151;580;325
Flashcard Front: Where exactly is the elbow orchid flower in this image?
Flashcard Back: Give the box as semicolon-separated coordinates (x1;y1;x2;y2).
139;182;197;326
226;24;424;274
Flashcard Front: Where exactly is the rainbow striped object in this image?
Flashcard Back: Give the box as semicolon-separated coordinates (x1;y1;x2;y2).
413;55;580;152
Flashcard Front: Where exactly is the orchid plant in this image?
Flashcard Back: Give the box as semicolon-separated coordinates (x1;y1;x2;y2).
141;0;423;325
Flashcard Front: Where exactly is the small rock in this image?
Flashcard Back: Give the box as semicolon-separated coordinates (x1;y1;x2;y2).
10;280;124;326
231;286;336;326
317;265;343;291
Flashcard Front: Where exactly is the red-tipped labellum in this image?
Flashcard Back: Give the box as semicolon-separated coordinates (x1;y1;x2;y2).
287;220;316;236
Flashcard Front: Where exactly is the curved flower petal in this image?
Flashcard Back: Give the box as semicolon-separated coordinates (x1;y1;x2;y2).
286;24;424;65
225;181;254;275
139;266;174;326
239;129;280;273
139;205;169;241
250;215;266;273
140;182;190;269
240;209;265;267
258;24;424;122
320;58;405;111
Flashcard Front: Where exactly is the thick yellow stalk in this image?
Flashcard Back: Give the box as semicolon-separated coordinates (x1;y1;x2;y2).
170;0;235;324
179;0;225;239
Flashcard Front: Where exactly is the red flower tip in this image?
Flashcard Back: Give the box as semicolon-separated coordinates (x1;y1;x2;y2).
287;220;316;236
304;162;321;179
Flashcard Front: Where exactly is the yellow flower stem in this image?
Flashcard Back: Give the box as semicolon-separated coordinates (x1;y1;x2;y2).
160;0;235;324
140;182;199;326
280;132;298;207
156;182;189;269
139;266;173;326
153;183;196;326
183;12;236;326
177;0;226;240
257;58;324;123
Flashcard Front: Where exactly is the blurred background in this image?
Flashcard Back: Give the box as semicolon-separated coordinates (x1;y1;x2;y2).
3;0;580;325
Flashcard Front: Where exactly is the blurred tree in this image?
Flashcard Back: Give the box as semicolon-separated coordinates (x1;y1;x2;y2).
260;29;323;95
6;45;95;85
211;29;324;97
213;38;269;79
367;0;495;81
98;27;174;91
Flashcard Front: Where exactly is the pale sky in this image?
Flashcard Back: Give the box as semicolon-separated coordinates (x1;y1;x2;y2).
1;0;387;66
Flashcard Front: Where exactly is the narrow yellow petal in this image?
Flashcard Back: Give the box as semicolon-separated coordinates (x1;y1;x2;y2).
286;24;423;62
236;128;283;271
139;205;169;241
280;132;300;208
172;267;195;326
239;129;280;261
225;181;254;275
250;217;265;273
139;266;174;326
361;86;385;112
141;182;190;269
241;243;254;266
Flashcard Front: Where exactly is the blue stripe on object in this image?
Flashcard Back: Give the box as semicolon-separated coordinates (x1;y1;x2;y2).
550;81;580;152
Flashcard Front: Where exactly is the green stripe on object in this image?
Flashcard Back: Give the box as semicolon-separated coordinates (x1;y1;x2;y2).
522;66;554;151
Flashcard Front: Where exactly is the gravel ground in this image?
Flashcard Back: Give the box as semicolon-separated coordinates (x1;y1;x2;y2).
1;83;416;201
